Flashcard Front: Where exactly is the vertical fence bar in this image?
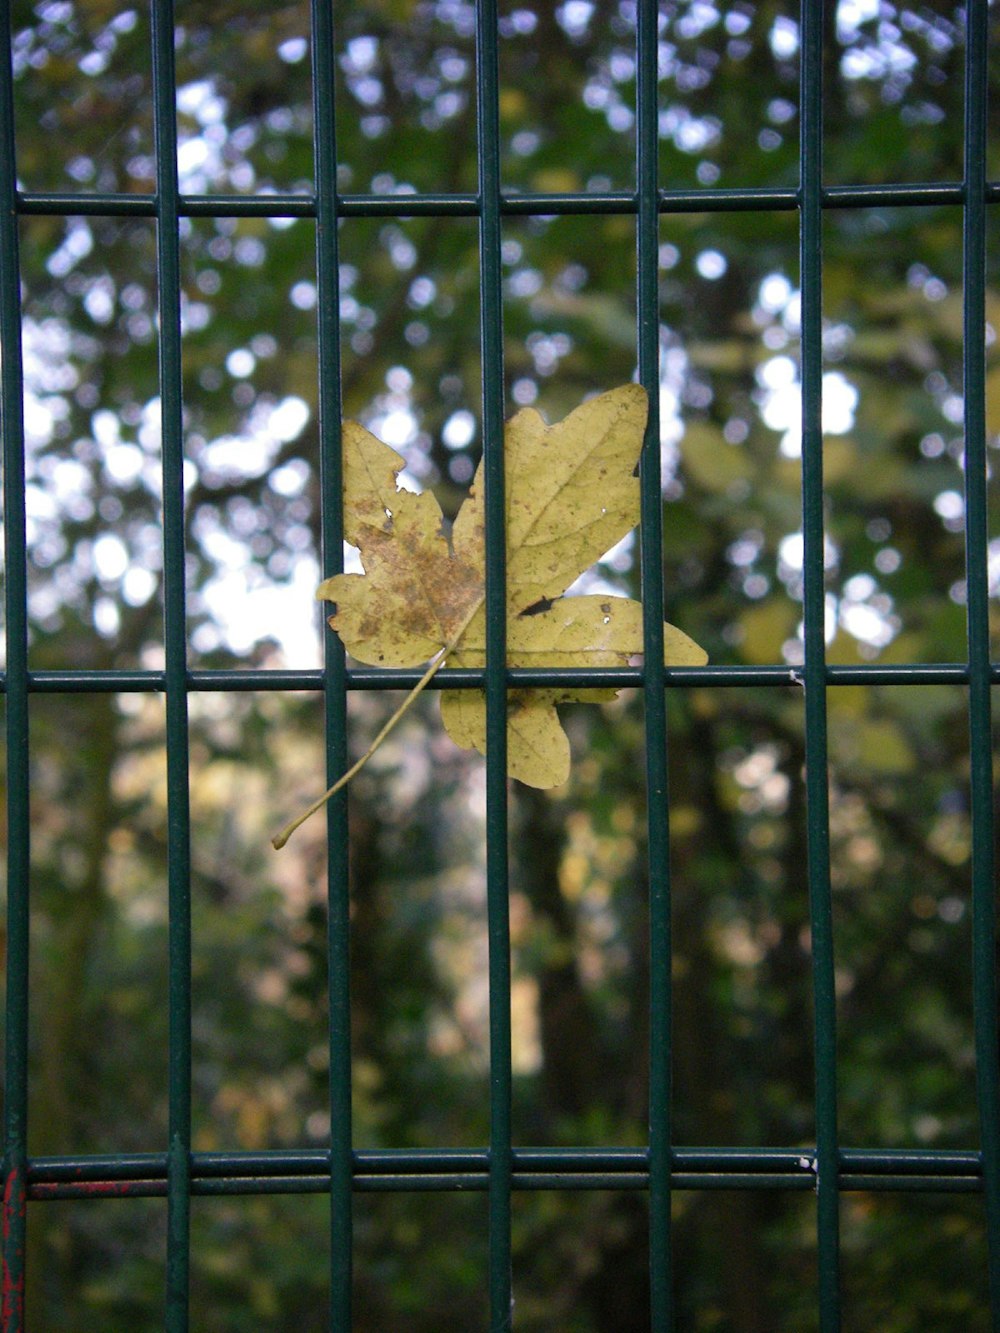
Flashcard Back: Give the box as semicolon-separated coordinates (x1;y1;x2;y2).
636;2;673;1327
799;2;841;1327
309;2;353;1326
475;0;512;1326
151;1;193;1325
0;2;30;1325
961;2;1000;1322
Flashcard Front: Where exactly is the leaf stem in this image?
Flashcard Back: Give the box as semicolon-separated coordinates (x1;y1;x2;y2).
272;599;484;850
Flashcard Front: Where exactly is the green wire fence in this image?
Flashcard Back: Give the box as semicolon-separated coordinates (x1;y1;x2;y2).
1;1;998;1329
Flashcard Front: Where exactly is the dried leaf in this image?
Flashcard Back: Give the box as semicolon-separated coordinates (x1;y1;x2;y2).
272;385;706;848
442;594;705;784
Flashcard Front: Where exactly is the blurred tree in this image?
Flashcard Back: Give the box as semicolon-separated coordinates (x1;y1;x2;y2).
5;0;999;1327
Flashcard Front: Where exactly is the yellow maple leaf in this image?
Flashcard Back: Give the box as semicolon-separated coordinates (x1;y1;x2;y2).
272;385;706;848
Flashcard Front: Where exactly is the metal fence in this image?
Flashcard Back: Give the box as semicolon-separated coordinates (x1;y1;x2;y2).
1;1;998;1329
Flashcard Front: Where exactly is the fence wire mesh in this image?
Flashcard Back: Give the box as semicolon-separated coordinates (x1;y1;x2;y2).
1;1;999;1329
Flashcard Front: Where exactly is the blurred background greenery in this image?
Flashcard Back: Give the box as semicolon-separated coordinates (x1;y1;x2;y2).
6;0;1000;1327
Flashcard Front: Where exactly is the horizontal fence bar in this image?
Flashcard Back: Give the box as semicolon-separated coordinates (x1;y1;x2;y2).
16;181;1000;220
28;1145;984;1177
5;663;999;695
24;1146;985;1199
25;1173;984;1199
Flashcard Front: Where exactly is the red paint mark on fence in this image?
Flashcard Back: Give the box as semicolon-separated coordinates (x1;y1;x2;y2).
28;1178;169;1202
2;1167;25;1329
31;1178;145;1199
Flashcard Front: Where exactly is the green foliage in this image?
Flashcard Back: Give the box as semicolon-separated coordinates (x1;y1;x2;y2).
8;0;998;1326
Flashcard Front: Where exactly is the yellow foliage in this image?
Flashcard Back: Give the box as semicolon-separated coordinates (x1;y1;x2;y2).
854;720;915;775
274;386;707;846
821;436;859;486
985;364;1000;437
679;421;753;492
531;166;581;193
737;599;797;665
320;384;706;789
